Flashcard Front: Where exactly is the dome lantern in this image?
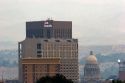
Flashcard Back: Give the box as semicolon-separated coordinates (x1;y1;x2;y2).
86;51;97;64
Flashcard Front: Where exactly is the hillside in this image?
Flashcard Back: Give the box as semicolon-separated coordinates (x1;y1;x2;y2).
0;45;125;79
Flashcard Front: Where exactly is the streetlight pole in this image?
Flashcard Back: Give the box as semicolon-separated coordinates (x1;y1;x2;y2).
117;59;121;80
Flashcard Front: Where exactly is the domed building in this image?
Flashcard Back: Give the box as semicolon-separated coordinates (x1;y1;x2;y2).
83;51;101;83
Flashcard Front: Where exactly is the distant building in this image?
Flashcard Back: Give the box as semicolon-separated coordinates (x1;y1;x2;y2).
118;61;125;81
102;80;112;83
5;80;19;83
107;75;118;80
0;80;4;83
83;51;101;83
18;19;79;83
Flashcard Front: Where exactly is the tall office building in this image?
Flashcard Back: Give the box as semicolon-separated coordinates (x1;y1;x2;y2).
26;20;72;39
18;19;79;83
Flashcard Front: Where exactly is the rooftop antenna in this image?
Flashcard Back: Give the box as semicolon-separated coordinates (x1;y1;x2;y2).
90;51;93;55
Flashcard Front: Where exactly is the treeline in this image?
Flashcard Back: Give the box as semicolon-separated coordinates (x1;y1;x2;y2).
36;74;73;83
112;80;125;83
0;50;18;67
0;59;17;67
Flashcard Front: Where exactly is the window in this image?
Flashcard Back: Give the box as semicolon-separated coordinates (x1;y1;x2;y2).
67;40;71;42
40;29;44;38
47;29;51;38
37;55;42;57
37;51;41;53
44;40;48;42
37;43;41;49
55;40;60;42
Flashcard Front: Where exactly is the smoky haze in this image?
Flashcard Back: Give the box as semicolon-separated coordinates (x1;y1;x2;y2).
0;0;125;46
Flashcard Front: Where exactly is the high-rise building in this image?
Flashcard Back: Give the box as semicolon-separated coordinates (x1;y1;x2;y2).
83;51;101;83
26;20;72;39
118;61;125;81
18;19;79;83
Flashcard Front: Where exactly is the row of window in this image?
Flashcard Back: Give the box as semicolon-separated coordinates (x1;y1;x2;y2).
37;44;77;49
26;28;72;38
36;43;78;57
26;29;52;38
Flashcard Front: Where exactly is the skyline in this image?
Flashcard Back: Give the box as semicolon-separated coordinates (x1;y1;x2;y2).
0;0;125;46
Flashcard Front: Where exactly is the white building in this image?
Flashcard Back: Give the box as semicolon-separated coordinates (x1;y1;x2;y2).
83;51;101;83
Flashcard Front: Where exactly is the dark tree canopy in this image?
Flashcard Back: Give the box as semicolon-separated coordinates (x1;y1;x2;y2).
112;80;125;83
36;74;73;83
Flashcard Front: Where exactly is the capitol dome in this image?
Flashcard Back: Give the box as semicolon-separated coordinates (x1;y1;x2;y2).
86;51;98;64
84;51;101;83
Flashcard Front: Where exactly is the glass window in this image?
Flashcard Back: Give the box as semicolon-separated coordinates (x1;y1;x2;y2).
37;43;41;49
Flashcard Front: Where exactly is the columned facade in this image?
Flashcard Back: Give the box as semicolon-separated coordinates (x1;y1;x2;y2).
83;51;101;83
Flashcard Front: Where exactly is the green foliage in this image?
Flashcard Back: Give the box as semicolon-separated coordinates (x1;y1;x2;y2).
36;74;73;83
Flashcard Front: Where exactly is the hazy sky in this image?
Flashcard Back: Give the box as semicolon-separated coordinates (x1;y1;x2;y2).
0;0;125;46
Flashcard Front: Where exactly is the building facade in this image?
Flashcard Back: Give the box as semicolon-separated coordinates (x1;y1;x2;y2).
118;61;125;81
83;51;101;83
26;20;72;39
0;81;4;83
5;80;19;83
18;19;79;83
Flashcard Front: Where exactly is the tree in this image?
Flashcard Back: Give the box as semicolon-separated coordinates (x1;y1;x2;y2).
52;74;73;83
36;74;73;83
112;80;124;83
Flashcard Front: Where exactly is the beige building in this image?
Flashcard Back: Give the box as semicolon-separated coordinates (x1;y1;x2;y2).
19;20;79;83
21;58;60;83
